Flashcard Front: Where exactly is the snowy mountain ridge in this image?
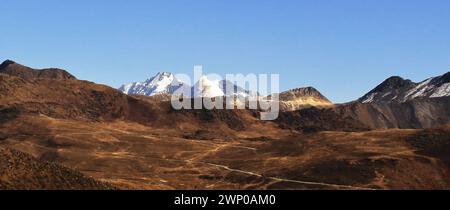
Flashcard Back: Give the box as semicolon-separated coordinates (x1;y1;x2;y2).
119;72;187;96
359;71;450;103
119;72;256;98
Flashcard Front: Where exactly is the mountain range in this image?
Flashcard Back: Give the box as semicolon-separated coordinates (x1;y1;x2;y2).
118;69;450;129
119;72;255;98
1;60;449;130
1;59;449;190
118;72;187;96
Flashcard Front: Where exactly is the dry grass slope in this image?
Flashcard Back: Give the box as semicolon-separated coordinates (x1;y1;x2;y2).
0;147;115;190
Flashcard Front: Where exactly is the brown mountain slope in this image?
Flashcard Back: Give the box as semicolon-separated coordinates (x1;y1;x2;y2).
0;62;358;135
346;72;450;129
335;97;450;129
0;147;115;190
0;60;76;80
276;107;369;132
0;71;264;138
0;73;134;121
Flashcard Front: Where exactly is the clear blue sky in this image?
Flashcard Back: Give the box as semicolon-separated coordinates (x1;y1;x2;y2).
1;0;450;102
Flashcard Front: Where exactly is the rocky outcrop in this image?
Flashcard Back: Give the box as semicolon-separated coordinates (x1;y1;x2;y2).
278;87;333;111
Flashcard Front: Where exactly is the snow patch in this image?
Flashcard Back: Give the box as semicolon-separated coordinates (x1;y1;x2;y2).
362;93;376;103
382;91;392;98
403;78;432;101
430;83;450;98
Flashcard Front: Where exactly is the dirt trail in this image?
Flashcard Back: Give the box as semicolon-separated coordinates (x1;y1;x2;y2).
197;160;374;190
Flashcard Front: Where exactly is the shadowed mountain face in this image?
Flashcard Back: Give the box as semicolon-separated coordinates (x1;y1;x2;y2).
359;72;450;103
0;60;449;190
0;60;76;80
276;107;369;132
359;76;417;103
336;98;450;129
335;72;450;129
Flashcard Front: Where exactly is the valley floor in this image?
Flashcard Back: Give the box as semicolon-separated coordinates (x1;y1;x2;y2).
1;115;449;190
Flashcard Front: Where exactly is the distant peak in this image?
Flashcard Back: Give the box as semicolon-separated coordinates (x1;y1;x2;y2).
284;86;323;96
385;76;406;82
289;86;319;92
0;60;76;80
0;60;17;69
155;72;174;80
280;86;331;102
435;71;450;84
278;86;333;111
144;72;174;83
156;72;173;76
372;76;415;92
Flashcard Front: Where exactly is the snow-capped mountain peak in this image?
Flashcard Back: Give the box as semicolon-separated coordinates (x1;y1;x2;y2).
119;72;186;96
119;73;255;98
192;76;259;98
193;75;225;98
